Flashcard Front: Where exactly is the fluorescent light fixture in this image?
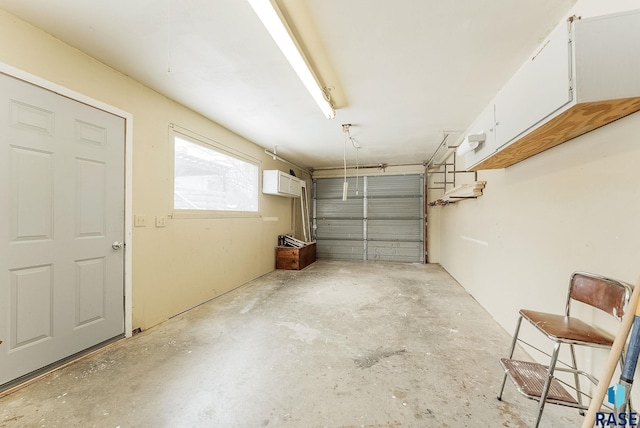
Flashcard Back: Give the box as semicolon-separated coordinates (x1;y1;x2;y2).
456;132;486;156
248;0;336;119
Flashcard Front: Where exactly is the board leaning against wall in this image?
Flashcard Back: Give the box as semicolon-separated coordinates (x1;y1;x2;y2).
312;174;425;263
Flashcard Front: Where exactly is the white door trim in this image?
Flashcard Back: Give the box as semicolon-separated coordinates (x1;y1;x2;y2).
0;62;134;338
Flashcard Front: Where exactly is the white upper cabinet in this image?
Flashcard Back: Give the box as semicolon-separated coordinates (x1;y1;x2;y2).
463;9;640;171
263;170;302;197
494;24;573;148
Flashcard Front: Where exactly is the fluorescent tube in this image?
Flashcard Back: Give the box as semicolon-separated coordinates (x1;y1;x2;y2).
248;0;336;119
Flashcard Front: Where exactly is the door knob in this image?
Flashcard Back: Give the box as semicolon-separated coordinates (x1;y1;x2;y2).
112;241;125;250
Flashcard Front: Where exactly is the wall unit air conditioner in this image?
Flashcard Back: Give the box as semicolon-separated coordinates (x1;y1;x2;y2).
263;170;301;197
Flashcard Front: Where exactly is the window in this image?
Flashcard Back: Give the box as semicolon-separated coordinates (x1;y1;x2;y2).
173;133;259;213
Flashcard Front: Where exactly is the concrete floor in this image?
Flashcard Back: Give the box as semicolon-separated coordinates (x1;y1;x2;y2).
0;260;582;427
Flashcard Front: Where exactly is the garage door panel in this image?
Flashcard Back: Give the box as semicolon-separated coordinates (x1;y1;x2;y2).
367;241;423;263
367;175;422;197
368;219;422;241
316;240;364;260
315;177;360;199
316;198;363;219
316;219;363;240
368;198;422;219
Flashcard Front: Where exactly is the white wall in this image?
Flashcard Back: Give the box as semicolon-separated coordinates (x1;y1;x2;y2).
432;0;640;401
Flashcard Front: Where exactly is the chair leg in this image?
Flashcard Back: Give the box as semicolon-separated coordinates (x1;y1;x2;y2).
569;344;584;414
498;315;523;401
533;342;561;428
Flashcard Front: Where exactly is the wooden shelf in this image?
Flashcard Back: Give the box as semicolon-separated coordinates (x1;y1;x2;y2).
429;181;486;206
472;97;640;171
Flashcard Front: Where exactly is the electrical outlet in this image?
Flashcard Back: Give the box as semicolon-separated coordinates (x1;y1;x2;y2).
134;215;147;227
155;216;166;227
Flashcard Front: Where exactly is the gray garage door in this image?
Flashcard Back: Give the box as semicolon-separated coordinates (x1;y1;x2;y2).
313;174;424;263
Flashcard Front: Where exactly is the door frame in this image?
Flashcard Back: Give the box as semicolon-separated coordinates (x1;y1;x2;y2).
0;62;134;338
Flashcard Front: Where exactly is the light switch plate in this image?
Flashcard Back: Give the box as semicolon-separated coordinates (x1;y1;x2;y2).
134;215;147;227
155;216;166;227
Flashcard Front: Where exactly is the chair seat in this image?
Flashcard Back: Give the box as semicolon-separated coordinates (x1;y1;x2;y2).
520;309;615;347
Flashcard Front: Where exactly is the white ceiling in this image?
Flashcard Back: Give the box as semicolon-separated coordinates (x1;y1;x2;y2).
0;0;577;169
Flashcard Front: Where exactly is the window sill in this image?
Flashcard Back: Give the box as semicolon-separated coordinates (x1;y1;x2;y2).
171;210;261;220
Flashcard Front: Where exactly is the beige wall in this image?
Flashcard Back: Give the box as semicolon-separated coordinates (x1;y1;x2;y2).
431;0;640;399
0;9;304;330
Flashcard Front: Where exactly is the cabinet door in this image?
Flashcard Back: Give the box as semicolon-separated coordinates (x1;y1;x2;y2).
289;177;301;196
575;10;640;102
277;171;291;194
464;103;497;169
494;24;572;148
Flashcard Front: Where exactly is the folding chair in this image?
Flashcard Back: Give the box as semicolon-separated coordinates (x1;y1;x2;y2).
497;272;632;427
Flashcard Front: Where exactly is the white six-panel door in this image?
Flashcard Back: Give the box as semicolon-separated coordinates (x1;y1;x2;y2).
0;73;125;386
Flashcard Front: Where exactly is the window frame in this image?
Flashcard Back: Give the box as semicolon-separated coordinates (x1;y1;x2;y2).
170;125;261;219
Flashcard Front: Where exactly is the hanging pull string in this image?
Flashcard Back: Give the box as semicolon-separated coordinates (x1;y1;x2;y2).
348;135;361;196
348;136;360;196
343;127;347;183
355;144;359;196
341;124;350;201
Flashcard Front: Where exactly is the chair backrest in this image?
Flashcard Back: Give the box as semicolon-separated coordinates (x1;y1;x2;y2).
567;272;631;321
